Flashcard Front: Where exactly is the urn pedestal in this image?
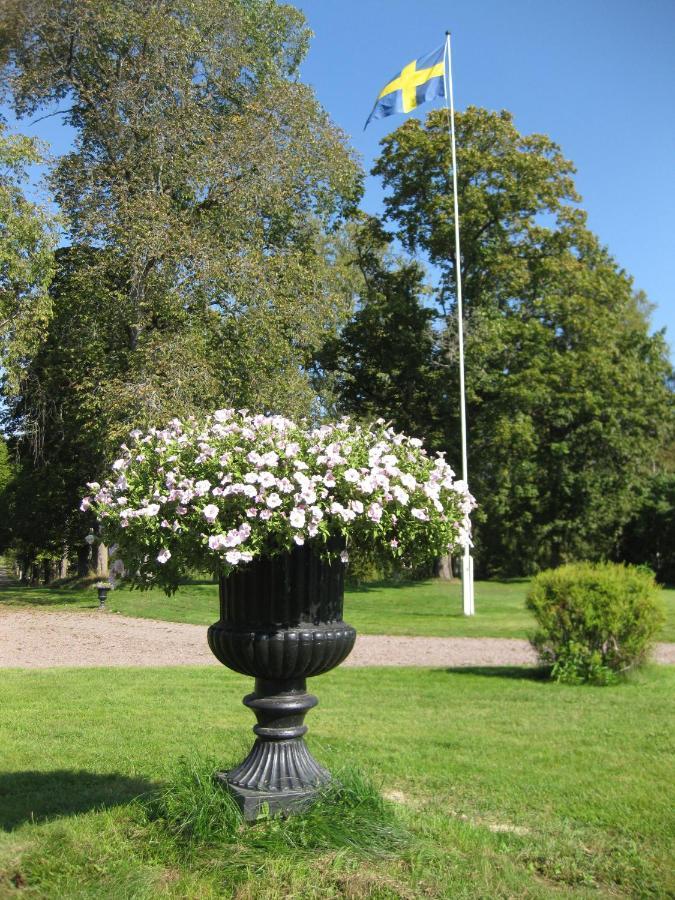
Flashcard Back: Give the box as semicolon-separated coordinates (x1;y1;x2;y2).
207;543;356;820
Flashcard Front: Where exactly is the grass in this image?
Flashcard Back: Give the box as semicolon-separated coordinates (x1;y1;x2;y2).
2;573;674;641
144;756;407;858
0;664;673;897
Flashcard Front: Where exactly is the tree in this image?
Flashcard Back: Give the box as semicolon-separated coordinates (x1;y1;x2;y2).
0;0;363;570
0;123;57;392
0;436;12;550
614;434;675;584
313;216;447;443
1;0;361;420
320;108;674;574
616;473;675;584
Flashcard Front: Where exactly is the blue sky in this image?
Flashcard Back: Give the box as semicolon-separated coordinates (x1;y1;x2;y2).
296;0;675;358
3;0;673;356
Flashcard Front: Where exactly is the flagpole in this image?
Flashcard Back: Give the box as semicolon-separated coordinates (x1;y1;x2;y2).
443;31;474;615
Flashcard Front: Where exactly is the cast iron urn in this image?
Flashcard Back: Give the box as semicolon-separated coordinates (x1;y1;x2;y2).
207;540;356;819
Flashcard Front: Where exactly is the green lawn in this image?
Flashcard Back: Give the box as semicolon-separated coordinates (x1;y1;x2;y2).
2;575;674;641
0;665;673;897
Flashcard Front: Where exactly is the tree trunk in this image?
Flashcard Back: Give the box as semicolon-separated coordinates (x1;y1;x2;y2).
77;545;92;578
59;551;69;580
435;554;454;581
96;542;109;578
42;559;54;584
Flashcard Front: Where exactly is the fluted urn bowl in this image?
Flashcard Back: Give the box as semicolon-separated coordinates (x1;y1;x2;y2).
207;540;356;819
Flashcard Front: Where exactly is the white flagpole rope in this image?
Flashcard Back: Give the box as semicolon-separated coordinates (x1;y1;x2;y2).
444;31;474;615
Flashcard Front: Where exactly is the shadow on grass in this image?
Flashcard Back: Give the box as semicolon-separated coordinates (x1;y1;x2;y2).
345;578;435;594
481;576;531;585
444;665;550;681
0;770;157;830
0;585;96;608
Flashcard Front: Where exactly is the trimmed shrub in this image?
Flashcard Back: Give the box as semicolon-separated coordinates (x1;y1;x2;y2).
526;562;665;684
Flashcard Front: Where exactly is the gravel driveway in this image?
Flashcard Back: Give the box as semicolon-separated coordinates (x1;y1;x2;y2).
1;607;673;669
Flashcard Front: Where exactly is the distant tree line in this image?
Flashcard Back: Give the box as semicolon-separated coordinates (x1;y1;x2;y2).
0;0;672;582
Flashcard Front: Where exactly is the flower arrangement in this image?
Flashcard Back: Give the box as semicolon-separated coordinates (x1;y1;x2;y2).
83;410;475;593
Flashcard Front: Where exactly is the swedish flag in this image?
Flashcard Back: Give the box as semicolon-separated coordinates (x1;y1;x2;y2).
365;44;446;129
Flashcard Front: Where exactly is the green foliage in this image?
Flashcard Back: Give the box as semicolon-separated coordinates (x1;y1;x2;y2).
345;541;436;586
0;437;13;551
616;470;675;584
313;216;446;444
0;123;57;391
320;107;674;575
0;436;11;493
526;562;665;683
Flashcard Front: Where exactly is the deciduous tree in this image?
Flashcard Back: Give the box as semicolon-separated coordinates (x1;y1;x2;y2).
0;123;56;392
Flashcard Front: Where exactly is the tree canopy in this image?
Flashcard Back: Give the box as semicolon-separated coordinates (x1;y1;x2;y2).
1;0;362;424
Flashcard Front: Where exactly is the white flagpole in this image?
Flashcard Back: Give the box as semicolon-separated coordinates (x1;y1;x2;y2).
443;31;474;615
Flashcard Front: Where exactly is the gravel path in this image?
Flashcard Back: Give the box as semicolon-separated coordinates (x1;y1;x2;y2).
1;607;673;669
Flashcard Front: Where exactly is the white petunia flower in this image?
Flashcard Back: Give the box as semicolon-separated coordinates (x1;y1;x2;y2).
195;479;211;497
258;471;276;489
399;473;416;491
392;486;409;505
290;508;306;528
367;503;383;523
202;504;219;524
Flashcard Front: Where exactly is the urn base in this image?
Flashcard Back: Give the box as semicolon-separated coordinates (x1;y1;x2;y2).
217;678;332;821
216;774;325;820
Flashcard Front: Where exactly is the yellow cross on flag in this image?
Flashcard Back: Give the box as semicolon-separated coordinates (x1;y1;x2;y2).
365;44;446;128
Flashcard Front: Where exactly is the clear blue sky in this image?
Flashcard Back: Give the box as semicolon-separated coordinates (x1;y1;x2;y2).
296;0;675;358
3;0;673;356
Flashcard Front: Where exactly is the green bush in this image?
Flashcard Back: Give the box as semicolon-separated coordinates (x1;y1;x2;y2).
526;562;665;684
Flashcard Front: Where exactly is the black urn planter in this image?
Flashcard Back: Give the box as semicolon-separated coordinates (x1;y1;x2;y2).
207;542;356;820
